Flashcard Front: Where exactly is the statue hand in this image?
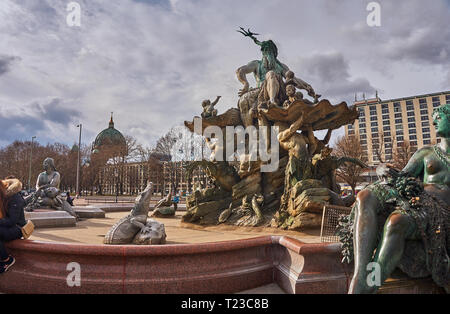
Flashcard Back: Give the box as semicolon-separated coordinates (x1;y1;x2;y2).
376;163;400;179
238;83;249;97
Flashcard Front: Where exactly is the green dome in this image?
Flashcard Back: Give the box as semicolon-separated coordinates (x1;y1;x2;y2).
92;115;127;153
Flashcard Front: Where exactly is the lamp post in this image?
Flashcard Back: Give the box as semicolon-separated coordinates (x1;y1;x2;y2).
28;136;36;191
114;168;119;203
76;124;82;198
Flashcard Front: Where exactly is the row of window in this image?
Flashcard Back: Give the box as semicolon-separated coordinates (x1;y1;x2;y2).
358;95;449;117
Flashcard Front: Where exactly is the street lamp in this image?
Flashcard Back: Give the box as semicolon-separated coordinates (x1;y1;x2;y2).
114;168;119;203
28;136;36;191
76;124;82;198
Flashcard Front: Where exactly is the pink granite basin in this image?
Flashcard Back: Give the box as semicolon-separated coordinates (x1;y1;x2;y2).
0;236;350;294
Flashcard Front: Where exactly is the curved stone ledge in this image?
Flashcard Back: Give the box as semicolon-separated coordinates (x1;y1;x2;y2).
0;236;349;294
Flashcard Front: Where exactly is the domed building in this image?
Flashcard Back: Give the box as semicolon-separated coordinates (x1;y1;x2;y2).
92;114;127;156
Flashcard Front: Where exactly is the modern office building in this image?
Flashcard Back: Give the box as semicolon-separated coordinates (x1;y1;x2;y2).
345;91;450;165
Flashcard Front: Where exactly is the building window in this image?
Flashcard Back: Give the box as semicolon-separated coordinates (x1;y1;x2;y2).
420;109;428;116
383;120;390;125
371;128;378;133
371;116;378;121
406;100;413;106
410;141;417;147
383;126;390;131
406;105;414;111
371;122;378;127
407;118;415;123
382;104;388;109
394;113;402;118
420;104;428;109
396;124;403;130
397;136;404;142
382;115;389;120
369;105;376;111
407;111;415;117
348;130;355;135
422;121;430;127
348;124;353;129
396;130;403;135
424;140;431;145
432;97;440;107
370;110;377;116
360;128;366;134
421;115;428;121
359;123;366;128
409;129;417;134
372;133;379;138
385;137;392;142
409;135;417;140
394;107;401;113
446;94;450;103
419;98;427;104
384;132;391;137
382;109;389;114
422;128;430;133
359;117;366;122
408;123;416;128
393;102;401;108
423;134;431;139
360;134;367;139
360;140;367;145
395;119;402;124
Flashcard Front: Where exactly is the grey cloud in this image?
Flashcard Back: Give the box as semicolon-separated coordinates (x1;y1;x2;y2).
0;55;20;76
297;52;376;103
29;98;82;126
341;0;450;67
0;0;447;148
0;97;83;145
0;113;46;143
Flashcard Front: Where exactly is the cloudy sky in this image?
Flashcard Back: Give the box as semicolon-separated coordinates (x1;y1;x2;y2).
0;0;449;149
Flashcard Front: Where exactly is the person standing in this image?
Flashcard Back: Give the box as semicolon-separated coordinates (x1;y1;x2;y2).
173;194;180;211
0;178;29;273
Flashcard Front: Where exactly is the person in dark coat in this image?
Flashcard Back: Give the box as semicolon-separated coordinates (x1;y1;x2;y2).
66;192;74;206
0;178;26;273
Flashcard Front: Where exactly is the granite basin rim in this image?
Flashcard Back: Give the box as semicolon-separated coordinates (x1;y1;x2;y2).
6;235;302;256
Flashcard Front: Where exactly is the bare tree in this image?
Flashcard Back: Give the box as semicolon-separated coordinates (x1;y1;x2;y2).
333;135;368;194
392;140;412;170
152;129;178;194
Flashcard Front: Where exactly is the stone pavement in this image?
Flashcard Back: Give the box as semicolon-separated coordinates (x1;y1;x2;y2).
29;212;321;245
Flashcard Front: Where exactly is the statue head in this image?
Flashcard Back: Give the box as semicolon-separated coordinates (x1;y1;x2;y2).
321;146;333;158
43;157;57;172
432;103;450;138
261;40;278;71
237;28;279;71
253;193;264;205
202;99;211;108
286;85;296;97
285;70;294;81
